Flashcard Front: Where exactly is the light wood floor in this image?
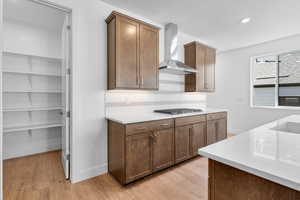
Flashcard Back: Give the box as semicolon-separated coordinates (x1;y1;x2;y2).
4;151;209;200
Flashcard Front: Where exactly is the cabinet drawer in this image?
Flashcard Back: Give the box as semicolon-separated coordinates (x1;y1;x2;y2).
175;115;206;127
126;119;174;135
207;112;227;121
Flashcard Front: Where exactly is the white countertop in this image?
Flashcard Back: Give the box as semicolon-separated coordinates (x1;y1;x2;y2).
106;107;227;124
199;115;300;191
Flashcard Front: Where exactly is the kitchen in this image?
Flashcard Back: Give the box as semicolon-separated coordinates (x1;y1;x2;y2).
1;0;300;199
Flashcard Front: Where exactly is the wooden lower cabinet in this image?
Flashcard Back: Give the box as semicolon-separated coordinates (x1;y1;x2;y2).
209;159;300;200
125;132;153;183
207;117;227;145
190;122;207;157
108;112;227;185
152;128;174;172
175;122;207;163
175;125;191;163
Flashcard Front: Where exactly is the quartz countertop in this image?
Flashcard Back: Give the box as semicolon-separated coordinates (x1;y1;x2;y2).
199;115;300;191
105;107;227;124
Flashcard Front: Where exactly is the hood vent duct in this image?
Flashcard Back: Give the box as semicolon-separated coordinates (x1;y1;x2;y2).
159;23;197;75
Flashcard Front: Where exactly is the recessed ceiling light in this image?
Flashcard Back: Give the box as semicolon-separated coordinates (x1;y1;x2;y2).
241;17;251;24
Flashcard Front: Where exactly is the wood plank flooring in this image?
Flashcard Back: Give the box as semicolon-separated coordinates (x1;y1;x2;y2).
4;151;208;200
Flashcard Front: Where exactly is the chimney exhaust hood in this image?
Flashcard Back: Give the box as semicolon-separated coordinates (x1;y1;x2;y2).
159;23;197;75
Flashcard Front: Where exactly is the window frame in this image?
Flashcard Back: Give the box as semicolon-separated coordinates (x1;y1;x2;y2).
250;49;300;110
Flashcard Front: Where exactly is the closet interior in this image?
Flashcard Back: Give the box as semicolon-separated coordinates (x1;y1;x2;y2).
2;0;70;179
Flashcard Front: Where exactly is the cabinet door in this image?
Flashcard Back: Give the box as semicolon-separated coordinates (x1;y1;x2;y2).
125;132;152;183
139;24;159;89
216;118;227;141
190;122;207;157
175;125;191;163
204;47;215;91
196;43;207;91
152;128;174;172
207;120;217;145
116;16;140;89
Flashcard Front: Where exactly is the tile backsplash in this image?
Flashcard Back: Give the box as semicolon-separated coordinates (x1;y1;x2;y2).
105;72;207;114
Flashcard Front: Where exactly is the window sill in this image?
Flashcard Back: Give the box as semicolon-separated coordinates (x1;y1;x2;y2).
251;105;300;111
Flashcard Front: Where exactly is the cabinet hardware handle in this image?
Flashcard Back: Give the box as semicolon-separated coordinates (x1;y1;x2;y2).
154;133;158;143
149;135;154;144
149;135;157;144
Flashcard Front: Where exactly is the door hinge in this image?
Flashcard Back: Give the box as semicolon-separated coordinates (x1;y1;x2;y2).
66;154;70;160
67;111;71;118
66;25;71;30
67;68;71;75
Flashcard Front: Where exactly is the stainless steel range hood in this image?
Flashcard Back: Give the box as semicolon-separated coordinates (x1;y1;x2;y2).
159;23;197;75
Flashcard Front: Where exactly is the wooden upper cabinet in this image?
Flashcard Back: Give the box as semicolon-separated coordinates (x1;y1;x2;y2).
116;17;139;89
139;24;159;89
106;11;160;90
184;41;216;92
152;128;174;172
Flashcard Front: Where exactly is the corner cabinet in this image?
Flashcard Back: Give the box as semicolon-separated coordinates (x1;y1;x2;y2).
106;11;160;90
184;41;216;92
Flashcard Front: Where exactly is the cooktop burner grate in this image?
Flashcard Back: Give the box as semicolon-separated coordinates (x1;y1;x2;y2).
154;108;203;115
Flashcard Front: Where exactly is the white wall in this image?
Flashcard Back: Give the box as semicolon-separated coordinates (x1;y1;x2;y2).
207;34;300;134
3;19;62;58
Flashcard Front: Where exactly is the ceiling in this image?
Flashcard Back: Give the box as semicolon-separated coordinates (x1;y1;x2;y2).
4;0;66;31
100;0;300;51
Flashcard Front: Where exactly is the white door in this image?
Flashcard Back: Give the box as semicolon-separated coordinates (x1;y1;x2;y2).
61;14;71;179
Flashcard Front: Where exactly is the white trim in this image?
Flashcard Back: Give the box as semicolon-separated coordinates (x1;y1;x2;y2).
71;163;107;184
0;0;3;199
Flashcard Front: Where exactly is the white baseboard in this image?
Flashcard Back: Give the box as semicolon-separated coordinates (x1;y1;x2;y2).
71;163;108;183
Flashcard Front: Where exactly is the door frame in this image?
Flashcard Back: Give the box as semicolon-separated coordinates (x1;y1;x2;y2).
0;0;74;197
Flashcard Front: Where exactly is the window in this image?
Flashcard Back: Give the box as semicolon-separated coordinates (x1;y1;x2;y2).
251;50;300;108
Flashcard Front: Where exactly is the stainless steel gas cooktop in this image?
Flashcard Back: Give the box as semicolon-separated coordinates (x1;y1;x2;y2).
154;108;203;115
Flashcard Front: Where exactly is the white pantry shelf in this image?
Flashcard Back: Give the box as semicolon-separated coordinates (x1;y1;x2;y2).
4;123;63;133
2;70;62;77
3;106;62;112
3;89;62;93
3;51;62;61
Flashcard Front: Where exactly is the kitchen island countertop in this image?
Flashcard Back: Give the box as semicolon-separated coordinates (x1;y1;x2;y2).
199;115;300;191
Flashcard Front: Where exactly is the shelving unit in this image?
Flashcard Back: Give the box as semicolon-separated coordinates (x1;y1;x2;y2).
3;49;64;158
